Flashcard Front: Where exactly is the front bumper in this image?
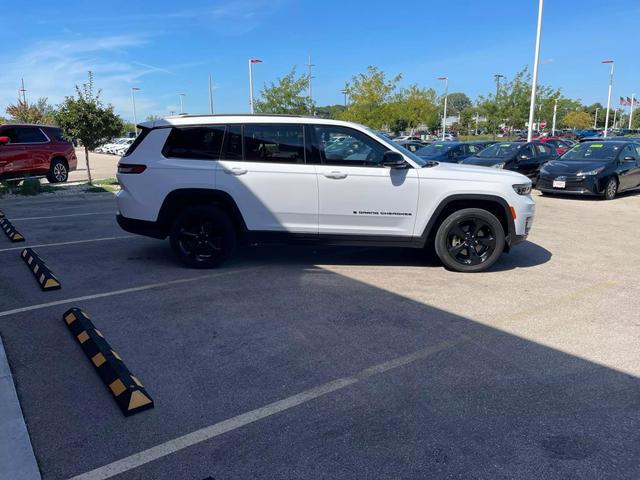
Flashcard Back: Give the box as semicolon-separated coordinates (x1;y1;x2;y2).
537;175;601;195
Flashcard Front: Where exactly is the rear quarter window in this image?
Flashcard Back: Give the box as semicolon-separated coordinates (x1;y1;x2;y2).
162;126;225;160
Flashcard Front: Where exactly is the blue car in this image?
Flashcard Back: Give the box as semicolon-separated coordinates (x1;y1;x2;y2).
415;141;485;163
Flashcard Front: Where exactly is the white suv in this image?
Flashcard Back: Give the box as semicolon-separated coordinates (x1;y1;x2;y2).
116;115;535;272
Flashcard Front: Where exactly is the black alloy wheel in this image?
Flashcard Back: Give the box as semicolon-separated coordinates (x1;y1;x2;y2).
170;205;236;268
435;208;505;272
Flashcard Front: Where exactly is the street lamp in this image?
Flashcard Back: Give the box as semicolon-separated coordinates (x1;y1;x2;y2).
130;87;140;136
601;60;614;137
248;59;262;114
437;76;448;140
178;93;185;114
551;98;558;136
340;86;349;106
527;0;544;142
494;74;504;99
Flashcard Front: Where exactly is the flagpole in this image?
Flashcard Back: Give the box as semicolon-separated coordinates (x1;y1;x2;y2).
602;60;614;138
629;93;635;129
551;98;557;136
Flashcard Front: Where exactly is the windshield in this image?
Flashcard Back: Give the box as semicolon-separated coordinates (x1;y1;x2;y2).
415;143;453;157
561;142;620;161
367;129;428;167
477;143;521;158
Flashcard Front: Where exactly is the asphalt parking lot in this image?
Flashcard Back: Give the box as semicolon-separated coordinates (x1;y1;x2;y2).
1;190;639;480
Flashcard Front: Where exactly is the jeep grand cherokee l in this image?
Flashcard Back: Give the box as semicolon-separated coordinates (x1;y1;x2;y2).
0;124;77;183
116;115;535;272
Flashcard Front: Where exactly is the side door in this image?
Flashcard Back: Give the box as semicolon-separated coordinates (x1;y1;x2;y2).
215;124;318;234
0;127;27;178
515;143;539;179
15;126;50;173
312;125;419;237
616;144;639;191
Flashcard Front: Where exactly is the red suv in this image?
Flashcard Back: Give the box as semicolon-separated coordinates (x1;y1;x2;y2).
0;124;77;183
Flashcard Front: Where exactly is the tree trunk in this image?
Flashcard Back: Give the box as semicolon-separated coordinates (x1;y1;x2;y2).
84;146;93;185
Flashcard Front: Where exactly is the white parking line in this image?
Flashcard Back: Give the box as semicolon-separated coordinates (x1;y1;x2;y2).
0;267;258;318
11;211;112;221
0;235;135;253
69;337;463;480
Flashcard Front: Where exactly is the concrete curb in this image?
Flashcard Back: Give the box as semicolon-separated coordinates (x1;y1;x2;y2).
0;336;41;480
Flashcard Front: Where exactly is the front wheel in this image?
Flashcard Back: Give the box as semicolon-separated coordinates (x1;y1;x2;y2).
434;208;505;273
602;177;618;200
47;159;69;183
169;205;236;268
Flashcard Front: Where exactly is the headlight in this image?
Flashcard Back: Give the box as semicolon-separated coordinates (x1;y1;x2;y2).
492;162;506;169
512;183;532;195
577;167;604;176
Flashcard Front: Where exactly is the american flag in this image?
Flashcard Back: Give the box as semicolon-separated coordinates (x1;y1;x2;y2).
620;96;628;106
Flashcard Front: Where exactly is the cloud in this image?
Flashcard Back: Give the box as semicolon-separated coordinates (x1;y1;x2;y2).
0;34;183;121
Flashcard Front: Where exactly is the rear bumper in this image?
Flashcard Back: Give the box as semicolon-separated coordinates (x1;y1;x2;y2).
116;214;166;239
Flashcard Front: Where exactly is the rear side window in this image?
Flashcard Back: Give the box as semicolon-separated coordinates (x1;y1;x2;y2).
0;127;18;142
16;126;48;143
163;126;225;159
123;127;150;157
46;128;66;142
243;124;305;164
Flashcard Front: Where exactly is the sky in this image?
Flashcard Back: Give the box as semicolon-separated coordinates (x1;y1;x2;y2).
2;0;639;123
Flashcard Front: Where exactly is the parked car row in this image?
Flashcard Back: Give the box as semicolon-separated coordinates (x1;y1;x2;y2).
95;138;135;156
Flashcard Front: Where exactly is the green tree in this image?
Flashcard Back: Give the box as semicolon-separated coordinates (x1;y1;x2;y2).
446;92;472;115
387;85;439;134
339;66;402;129
562;111;592;129
55;72;124;184
6;97;57;125
254;67;312;115
314;104;346;119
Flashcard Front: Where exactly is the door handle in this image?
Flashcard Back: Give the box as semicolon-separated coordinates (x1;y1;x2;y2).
224;167;248;176
323;171;347;179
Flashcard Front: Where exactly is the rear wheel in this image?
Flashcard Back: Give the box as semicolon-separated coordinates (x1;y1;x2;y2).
434;208;505;273
47;158;68;183
169;205;236;268
602;177;618;200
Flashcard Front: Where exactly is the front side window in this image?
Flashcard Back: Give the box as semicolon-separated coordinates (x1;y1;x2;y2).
0;127;18;143
16;127;48;143
244;124;304;164
314;126;387;166
163;126;225;159
519;144;535;159
620;144;637;160
221;125;242;160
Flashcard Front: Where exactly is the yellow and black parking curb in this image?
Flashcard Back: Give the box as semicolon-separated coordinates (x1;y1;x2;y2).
63;307;154;417
0;218;24;242
20;248;61;291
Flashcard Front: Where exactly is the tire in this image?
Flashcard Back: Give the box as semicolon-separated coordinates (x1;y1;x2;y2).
46;158;69;183
602;177;618;200
434;208;505;273
169;205;236;268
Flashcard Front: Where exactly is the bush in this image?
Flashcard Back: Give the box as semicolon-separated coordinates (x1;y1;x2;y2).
19;177;41;196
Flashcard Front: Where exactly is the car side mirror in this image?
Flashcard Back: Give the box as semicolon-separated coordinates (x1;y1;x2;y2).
382;151;407;168
518;154;529;161
0;136;9;146
622;156;636;163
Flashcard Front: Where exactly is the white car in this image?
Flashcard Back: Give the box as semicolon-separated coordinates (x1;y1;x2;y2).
113;138;134;156
106;138;132;154
96;138;127;154
116;115;535;272
394;135;423;142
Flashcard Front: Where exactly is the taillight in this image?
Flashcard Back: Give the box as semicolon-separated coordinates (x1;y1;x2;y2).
118;163;147;174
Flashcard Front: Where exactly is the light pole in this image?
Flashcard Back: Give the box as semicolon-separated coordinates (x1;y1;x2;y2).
208;74;214;115
248;58;262;114
594;107;599;129
629;93;635;129
130;87;140;135
527;0;544;142
602;60;614;137
437;76;448;140
475;111;479;135
551;98;558;136
306;55;315;115
340;86;348;106
613;108;617;130
178;93;185;114
494;73;504;99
